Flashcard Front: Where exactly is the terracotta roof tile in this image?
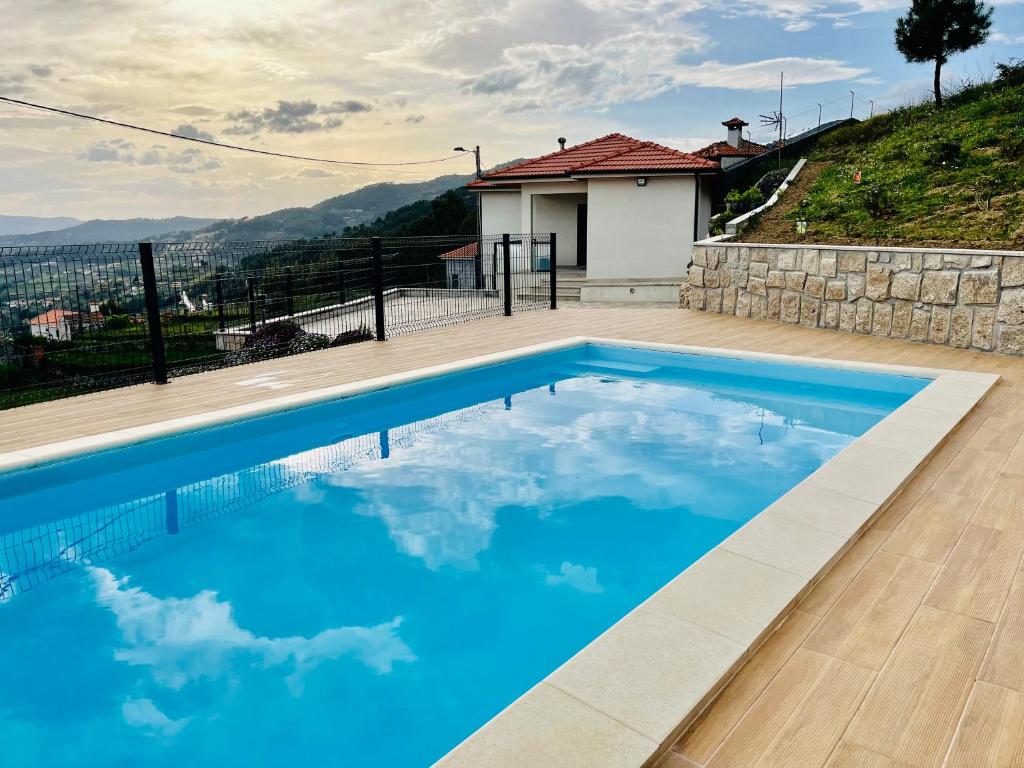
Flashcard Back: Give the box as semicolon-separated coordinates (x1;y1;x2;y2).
693;138;768;159
439;243;478;260
477;133;717;182
722;117;749;128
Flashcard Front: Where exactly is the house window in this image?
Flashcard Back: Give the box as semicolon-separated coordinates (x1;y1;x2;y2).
451;272;460;289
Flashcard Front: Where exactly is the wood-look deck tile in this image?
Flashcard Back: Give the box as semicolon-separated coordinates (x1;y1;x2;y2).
882;490;981;564
673;610;821;765
803;550;938;670
705;648;874;768
979;571;1024;694
923;523;1024;622
944;681;1024;767
825;742;914;767
843;605;993;767
799;530;889;617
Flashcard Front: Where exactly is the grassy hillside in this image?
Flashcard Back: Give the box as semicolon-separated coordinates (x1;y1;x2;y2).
743;63;1024;249
0;216;218;246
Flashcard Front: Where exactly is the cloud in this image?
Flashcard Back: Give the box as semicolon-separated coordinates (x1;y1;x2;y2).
91;566;416;694
171;123;216;142
784;19;814;31
122;698;190;738
225;99;371;135
81;139;225;173
992;30;1024;43
405;114;425;123
296;167;335;178
544;562;604;594
27;63;52;77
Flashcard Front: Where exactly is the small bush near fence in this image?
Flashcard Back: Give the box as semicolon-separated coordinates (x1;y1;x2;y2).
0;233;556;409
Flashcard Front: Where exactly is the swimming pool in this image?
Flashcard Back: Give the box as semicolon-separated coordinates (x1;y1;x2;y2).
0;342;933;766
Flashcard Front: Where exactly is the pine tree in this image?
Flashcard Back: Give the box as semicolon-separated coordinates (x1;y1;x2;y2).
895;0;993;106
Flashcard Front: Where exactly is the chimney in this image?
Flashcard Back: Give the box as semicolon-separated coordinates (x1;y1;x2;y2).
722;117;748;149
557;137;567;151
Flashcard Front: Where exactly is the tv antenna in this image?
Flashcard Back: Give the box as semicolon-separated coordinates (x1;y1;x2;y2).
759;72;786;145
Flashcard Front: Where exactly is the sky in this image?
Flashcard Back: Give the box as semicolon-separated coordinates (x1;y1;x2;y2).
0;0;1022;221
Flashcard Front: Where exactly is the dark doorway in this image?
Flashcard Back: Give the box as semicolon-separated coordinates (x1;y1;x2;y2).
576;204;588;268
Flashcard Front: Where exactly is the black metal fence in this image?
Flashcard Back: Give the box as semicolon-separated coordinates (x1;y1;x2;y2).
0;233;556;409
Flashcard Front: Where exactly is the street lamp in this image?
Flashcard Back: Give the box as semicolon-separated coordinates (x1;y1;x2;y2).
454;144;484;288
454;145;482;179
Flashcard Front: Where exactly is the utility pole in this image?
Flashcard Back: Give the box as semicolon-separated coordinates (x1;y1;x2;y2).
454;144;484;288
778;72;785;144
850;91;856;119
816;103;822;128
869;99;875;118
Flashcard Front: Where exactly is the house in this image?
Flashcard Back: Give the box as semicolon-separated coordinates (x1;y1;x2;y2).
439;242;479;289
693;118;769;169
467;133;719;302
28;304;104;340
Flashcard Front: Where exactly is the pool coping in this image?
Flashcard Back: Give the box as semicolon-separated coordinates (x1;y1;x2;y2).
0;338;1000;768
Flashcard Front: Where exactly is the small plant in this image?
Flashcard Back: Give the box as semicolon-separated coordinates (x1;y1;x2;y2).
862;184;897;219
725;187;766;212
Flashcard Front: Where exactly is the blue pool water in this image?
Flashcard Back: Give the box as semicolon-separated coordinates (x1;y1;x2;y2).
0;345;926;767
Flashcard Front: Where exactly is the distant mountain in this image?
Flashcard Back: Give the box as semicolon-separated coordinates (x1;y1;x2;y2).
0;215;82;236
0;217;219;246
186;173;477;242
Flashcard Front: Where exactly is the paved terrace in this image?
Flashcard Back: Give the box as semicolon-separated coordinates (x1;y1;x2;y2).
3;306;1023;768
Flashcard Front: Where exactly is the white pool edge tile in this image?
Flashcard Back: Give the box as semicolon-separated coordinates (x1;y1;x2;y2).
0;337;999;768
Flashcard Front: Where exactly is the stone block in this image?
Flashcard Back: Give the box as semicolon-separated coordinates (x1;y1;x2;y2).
679;283;690;308
785;271;807;291
804;275;826;299
855;299;873;334
920;271;960;305
722;286;738;315
800;297;821;327
706;250;720;270
847;273;866;300
998;288;1024;325
889;252;912;271
705;270;721;289
973;307;995;350
890;271;921;301
839;302;857;332
732;269;749;290
838;251;867;273
1003;257;1024;288
781;291;801;323
971;255;993;268
690;287;707;311
749;248;768;263
910;308;930;341
923;252;943;270
767;288;781;320
998;326;1024;355
866;264;892;301
911;254;923;272
750;261;768;278
766;270;785;288
959;269;999;305
706;287;723;313
872;303;893;336
824;301;840;329
735;290;751;318
776;249;799;270
747;276;767;297
801;250;821;274
868;251;880;263
738;248;752;269
825;280;846;301
688;266;705;287
892;301;913;338
819;255;838;278
692;250;707;268
949;306;972;348
944;253;971;269
751;295;767;320
930;307;951;344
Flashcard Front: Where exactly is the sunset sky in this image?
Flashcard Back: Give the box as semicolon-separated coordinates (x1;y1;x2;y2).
1;0;1022;220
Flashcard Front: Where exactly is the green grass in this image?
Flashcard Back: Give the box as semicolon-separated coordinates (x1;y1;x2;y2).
776;74;1024;247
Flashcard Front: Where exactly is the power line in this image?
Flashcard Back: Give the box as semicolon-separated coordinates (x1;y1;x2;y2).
0;95;472;168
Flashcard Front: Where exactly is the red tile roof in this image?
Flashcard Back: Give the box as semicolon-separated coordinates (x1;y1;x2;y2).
29;309;81;324
693;138;769;160
474;133;717;183
439;242;478;260
722;117;749;128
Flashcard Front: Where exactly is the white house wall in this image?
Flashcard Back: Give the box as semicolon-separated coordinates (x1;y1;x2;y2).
480;192;521;236
585;175;696;280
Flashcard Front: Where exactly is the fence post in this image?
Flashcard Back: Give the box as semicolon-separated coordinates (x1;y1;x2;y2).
285;267;295;318
336;255;347;306
139;242;167;385
214;269;226;331
502;233;512;316
371;237;386;341
246;277;257;336
549;233;557;310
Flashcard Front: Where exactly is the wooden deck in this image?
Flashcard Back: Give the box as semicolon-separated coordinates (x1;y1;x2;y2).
3;305;1024;767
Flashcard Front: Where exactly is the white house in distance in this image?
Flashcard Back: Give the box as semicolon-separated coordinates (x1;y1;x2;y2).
28;304;104;340
466;133;719;302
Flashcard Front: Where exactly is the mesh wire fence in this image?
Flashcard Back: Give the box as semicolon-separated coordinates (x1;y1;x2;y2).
0;234;555;409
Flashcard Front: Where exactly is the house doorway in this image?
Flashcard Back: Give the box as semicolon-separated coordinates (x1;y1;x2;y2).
576;204;588;268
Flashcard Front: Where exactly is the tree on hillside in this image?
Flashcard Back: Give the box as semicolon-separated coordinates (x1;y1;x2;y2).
895;0;992;107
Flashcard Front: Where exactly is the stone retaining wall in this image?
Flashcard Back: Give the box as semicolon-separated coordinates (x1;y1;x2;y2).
682;242;1024;355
